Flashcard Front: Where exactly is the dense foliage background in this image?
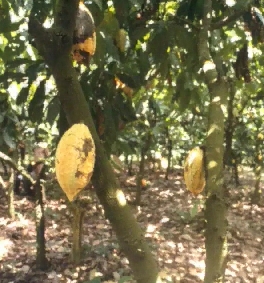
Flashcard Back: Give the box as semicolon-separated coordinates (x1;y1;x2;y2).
1;0;264;282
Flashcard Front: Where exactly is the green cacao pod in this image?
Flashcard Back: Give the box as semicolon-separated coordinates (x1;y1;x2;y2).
115;29;127;52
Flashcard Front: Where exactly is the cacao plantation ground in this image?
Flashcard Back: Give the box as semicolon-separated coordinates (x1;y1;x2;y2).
0;167;264;283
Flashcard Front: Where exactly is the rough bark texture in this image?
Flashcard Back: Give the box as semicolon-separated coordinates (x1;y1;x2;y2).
70;203;85;264
252;134;263;204
203;80;228;283
35;181;49;270
165;127;172;180
224;81;235;166
135;132;152;205
198;1;228;282
28;1;159;282
8;170;15;219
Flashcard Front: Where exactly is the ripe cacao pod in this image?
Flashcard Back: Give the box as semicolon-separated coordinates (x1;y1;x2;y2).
184;146;205;196
55;123;95;201
72;1;96;66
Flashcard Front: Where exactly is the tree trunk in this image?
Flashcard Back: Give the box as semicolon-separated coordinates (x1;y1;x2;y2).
252;165;262;204
35;181;49;270
8;170;15;219
165;127;172;180
251;134;263;204
70;202;85;264
135;132;151;205
198;1;228;282
59;105;87;264
28;1;160;281
224;80;235;166
127;155;133;176
203;79;228;282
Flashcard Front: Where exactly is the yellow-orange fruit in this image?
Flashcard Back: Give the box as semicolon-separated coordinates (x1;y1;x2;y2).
72;2;96;66
184;147;205;196
55;123;95;202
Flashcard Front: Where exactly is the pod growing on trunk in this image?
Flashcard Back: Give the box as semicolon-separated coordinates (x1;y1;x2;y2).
55;123;95;201
184;146;205;196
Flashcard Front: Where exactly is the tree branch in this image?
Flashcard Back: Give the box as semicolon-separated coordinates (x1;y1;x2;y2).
0;151;35;184
28;0;160;281
211;10;245;30
198;0;218;85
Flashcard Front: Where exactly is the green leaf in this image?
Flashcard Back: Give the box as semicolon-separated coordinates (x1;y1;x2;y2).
138;50;150;80
93;31;106;67
100;10;120;37
118;276;133;283
130;26;149;46
113;0;130;25
114;93;137;122
28;80;46;123
46;96;60;125
6;58;34;68
0;113;5;123
93;0;103;10
104;103;118;152
104;35;120;61
0;91;8;102
16;87;29;105
26;60;46;83
128;0;144;5
3;129;16;149
87;276;102;283
148;25;169;64
0;18;24;33
190;202;199;218
178;88;192;112
8;0;20;15
1;0;10;11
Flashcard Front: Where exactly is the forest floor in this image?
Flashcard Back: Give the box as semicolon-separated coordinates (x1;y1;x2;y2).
0;167;264;283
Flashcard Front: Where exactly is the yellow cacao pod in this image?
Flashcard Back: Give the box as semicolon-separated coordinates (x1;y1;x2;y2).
55;123;95;202
184;146;205;196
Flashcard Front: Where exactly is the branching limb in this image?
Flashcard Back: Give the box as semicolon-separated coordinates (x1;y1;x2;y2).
0;151;35;184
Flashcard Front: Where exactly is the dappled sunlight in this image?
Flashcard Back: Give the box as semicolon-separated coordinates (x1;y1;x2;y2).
0;168;264;282
208;160;217;169
0;238;13;260
116;189;127;206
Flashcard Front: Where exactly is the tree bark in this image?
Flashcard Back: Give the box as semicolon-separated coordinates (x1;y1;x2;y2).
35;181;49;270
135;132;152;205
203;80;228;283
70;202;85;264
198;1;228;282
28;1;160;282
165;127;172;180
252;133;263;204
8;170;15;219
224;80;235;166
